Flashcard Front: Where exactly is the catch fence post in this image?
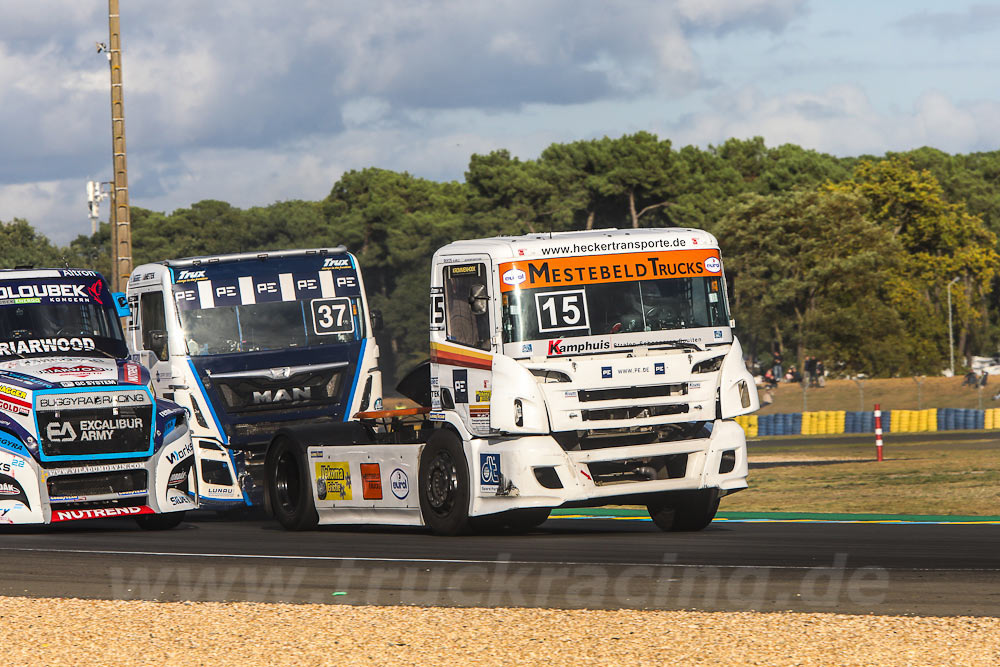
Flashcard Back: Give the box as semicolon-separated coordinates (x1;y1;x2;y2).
874;403;883;462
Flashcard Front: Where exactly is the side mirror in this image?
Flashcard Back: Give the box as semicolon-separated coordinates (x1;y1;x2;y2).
370;308;384;332
113;292;131;317
148;330;169;362
468;283;489;316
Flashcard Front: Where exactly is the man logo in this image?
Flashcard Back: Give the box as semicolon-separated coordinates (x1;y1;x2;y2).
46;422;77;443
252;387;312;404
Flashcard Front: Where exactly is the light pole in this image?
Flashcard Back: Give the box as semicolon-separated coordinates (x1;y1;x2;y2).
947;277;960;376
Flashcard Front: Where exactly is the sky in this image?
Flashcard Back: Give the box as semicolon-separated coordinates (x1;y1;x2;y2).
2;0;1000;244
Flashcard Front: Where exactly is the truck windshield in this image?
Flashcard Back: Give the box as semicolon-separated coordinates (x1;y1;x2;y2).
0;294;128;359
501;275;729;343
177;297;367;356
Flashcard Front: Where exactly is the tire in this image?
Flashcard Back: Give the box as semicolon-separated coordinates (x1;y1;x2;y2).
647;489;720;532
419;430;472;536
266;437;319;530
135;511;185;531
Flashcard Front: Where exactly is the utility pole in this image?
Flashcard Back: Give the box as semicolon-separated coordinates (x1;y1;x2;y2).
102;0;133;292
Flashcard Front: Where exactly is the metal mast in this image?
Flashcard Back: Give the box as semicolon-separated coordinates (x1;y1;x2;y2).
106;0;132;291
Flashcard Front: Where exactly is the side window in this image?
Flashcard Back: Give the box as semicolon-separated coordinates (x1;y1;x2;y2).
140;291;168;361
443;263;490;351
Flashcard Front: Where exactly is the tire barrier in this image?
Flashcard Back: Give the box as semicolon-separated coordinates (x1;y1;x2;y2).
737;407;996;436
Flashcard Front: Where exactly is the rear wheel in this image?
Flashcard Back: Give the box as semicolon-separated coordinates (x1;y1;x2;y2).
419;430;471;536
135;511;185;531
267;437;319;530
647;489;720;532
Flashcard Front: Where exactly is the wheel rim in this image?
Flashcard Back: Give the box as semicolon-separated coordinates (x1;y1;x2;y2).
274;449;300;514
426;449;458;517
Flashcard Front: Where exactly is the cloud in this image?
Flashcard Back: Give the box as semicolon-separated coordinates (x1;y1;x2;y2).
895;3;1000;40
666;84;1000;156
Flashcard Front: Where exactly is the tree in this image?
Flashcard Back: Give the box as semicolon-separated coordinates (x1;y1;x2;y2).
0;218;65;269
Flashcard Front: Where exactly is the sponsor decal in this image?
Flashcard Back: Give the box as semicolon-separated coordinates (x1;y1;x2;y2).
498;249;724;293
654;362;665;375
0;384;26;400
428;411;446;421
360;463;382;500
0;474;28;509
51;505;155;522
0;337;97;357
39;363;105;377
475;389;492;402
480;453;501;493
448;264;479;276
469;404;490;432
521;343;533;353
0;432;28;454
0;395;30;415
452;369;468;404
0;283;87;301
46;462;144;476
46;417;143;443
389;468;409;500
714;329;723;339
86;280;105;304
38;392;147;409
502;268;526;286
601;366;612;379
322;258;352;269
123;362;142;385
166;442;194;465
61;269;97;277
59;379;117;387
176;269;207;282
547;338;611;356
309;449;324;459
315;462;351;501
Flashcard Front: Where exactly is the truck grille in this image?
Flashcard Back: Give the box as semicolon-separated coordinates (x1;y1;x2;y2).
37;405;153;458
213;367;346;414
582;404;689;421
578;384;687;402
47;469;148;499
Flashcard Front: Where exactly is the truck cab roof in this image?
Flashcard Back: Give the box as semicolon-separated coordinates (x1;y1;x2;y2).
434;228;720;262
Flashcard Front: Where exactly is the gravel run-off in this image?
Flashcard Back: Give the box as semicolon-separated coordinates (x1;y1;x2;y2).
1;597;998;666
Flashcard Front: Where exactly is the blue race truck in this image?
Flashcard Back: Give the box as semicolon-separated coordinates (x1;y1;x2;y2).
125;248;382;509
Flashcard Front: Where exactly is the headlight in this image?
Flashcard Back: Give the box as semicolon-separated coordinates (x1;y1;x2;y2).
692;355;725;373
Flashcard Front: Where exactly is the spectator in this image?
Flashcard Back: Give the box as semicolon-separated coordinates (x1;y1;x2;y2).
962;370;978;387
762;368;778;389
772;351;783;383
815;359;826;387
804;356;817;387
981;370;989;387
786;365;802;383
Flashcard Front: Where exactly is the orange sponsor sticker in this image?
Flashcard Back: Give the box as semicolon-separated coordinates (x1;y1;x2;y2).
498;249;722;292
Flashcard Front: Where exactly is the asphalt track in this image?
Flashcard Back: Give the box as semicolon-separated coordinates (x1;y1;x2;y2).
2;511;998;616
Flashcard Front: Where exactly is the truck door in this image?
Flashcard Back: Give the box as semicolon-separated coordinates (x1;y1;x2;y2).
435;258;496;436
137;290;176;401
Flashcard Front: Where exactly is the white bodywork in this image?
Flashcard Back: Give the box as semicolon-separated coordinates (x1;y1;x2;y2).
305;228;758;526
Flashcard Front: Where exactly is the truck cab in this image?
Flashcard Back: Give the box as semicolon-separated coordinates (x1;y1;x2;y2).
125;248;381;509
0;268;194;527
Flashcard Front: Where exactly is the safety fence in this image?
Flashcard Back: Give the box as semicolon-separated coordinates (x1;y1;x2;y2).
734;407;1000;437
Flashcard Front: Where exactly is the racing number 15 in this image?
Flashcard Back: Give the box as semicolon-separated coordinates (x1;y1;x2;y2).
311;297;355;335
535;289;589;332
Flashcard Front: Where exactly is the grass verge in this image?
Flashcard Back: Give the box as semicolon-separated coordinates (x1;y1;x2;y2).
720;436;1000;516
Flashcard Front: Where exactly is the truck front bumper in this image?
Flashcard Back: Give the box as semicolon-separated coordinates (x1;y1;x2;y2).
468;419;747;517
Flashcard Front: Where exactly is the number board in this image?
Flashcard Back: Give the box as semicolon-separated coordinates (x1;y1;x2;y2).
311;297;355;335
535;289;589;332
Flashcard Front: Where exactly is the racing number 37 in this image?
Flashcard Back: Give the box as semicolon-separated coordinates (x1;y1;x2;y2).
535;289;589;332
311;297;355;335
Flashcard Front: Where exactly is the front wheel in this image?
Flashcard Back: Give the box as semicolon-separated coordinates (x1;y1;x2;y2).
267;437;319;530
135;511;185;531
647;489;720;532
419;430;472;536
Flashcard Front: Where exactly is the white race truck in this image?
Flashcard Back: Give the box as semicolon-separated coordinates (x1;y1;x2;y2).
125;248;382;509
264;228;758;535
0;268;195;527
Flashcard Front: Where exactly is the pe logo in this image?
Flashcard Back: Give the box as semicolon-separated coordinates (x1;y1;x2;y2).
654;363;665;375
601;367;612;379
714;330;723;339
